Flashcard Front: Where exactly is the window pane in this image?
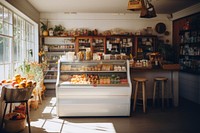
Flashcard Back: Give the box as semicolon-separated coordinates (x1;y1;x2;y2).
13;14;17;25
3;7;9;23
3;22;8;35
4;37;11;63
0;5;3;21
8;10;12;24
0;37;3;63
0;65;4;80
8;24;12;36
4;64;11;79
0;22;2;34
13;39;17;62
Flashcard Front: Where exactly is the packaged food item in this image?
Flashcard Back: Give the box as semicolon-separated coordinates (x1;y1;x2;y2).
86;48;92;60
77;51;84;61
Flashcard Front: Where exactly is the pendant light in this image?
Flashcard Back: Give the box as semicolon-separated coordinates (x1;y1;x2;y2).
140;0;157;18
127;0;143;11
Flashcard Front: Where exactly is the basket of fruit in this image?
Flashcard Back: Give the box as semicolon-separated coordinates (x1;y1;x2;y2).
1;74;36;102
4;112;26;133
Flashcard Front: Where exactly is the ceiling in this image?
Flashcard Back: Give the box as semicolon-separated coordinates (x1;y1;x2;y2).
27;0;200;14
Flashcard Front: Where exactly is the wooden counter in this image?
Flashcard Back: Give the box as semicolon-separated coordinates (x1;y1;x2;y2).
130;67;179;107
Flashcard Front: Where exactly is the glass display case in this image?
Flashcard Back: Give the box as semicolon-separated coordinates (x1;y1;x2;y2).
56;60;132;117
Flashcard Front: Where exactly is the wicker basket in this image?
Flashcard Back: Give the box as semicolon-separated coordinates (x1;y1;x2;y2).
2;85;35;102
4;118;26;133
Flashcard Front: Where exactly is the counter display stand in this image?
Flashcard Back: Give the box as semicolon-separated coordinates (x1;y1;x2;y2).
56;60;132;117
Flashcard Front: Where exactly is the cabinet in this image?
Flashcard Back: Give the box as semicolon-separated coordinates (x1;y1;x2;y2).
134;35;157;59
42;37;75;88
56;60;132;117
106;35;133;55
75;36;106;54
179;29;200;74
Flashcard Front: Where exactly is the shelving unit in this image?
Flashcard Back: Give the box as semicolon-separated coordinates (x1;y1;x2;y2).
134;35;157;60
56;60;132;117
179;29;200;74
106;35;133;56
76;36;106;54
42;36;75;89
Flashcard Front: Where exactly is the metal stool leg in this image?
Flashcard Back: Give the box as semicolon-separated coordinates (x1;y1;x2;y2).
26;101;31;133
1;103;8;130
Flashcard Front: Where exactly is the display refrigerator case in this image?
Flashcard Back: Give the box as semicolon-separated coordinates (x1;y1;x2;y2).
56;60;132;117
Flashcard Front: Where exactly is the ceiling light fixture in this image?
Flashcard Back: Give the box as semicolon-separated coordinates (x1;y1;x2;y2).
140;0;157;18
127;0;157;18
127;0;143;11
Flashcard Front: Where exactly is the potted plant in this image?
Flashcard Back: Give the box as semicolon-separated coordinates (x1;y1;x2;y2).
53;24;65;36
41;22;48;36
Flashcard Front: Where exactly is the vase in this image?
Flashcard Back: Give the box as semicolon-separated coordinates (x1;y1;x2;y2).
42;30;48;36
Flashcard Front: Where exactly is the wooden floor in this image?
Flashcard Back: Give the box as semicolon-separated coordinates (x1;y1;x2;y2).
2;90;200;133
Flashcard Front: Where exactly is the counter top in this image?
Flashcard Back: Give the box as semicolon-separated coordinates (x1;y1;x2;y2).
130;64;180;71
130;67;180;71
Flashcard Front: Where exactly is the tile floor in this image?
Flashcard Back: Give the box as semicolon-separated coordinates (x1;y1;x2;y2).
1;90;200;133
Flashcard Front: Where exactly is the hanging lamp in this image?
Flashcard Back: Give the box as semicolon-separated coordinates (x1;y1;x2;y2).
140;0;157;18
127;0;143;11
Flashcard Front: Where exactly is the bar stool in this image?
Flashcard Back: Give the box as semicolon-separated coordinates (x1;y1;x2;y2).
133;78;148;113
153;77;169;110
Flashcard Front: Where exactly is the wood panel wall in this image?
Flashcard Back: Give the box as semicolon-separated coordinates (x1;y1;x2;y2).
6;0;40;24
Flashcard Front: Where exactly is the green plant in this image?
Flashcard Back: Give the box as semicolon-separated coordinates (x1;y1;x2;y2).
15;60;48;82
40;22;48;31
54;25;65;32
158;43;176;63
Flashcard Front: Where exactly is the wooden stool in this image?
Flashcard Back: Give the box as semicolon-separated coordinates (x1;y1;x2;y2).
153;77;169;110
133;78;148;113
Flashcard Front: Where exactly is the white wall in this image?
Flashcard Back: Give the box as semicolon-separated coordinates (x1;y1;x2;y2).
40;13;172;44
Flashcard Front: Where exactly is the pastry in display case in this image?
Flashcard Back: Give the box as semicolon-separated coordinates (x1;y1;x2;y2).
56;60;132;117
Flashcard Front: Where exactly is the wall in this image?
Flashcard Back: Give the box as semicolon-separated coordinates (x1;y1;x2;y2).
40;13;172;44
5;0;40;24
179;73;200;104
172;3;200;104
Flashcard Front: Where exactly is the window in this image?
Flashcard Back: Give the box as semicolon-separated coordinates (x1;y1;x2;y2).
0;3;37;81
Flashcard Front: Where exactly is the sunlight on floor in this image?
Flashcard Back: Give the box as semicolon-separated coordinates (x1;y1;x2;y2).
30;97;116;133
62;122;116;133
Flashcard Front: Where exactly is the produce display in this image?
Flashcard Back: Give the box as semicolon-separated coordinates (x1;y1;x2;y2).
5;112;26;120
0;74;36;89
